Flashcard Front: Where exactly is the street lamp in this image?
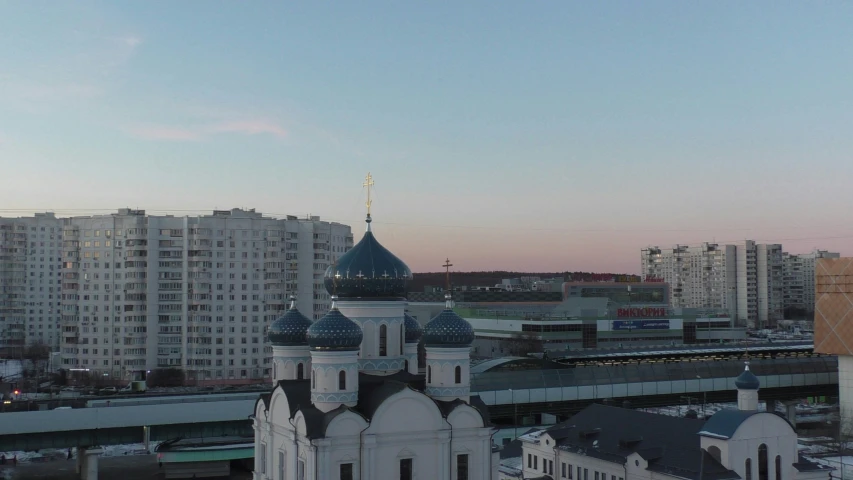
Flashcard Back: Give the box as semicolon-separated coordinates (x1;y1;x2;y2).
509;389;517;439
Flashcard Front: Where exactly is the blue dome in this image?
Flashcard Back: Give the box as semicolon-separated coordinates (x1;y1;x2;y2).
423;299;475;347
306;301;363;351
324;216;412;299
735;366;760;390
267;298;313;347
404;313;423;344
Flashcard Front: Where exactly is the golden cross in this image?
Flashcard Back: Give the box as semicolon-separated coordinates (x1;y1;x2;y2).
442;258;453;291
363;172;374;216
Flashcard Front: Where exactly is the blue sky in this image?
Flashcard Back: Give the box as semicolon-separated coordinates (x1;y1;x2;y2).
1;2;852;273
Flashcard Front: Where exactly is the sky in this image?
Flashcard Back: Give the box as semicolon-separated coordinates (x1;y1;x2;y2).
1;2;853;274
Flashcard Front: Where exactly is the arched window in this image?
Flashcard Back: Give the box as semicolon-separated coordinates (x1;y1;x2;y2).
455;365;462;384
273;362;277;379
311;369;316;389
428;365;432;383
758;444;768;480
297;363;304;380
404;360;409;372
379;324;388;357
339;370;347;390
745;459;752;480
401;327;404;355
775;456;781;480
708;446;721;464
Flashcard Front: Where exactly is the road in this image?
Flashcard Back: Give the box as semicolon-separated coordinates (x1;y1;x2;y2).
0;455;252;480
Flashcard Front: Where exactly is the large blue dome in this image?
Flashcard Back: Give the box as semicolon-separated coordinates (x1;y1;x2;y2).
306;299;363;351
324;216;412;299
423;297;475;347
404;313;423;344
267;297;313;346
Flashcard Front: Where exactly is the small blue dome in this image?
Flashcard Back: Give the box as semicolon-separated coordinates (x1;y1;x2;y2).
307;301;363;351
735;366;760;390
268;299;313;347
324;216;412;299
404;313;423;344
423;299;475;347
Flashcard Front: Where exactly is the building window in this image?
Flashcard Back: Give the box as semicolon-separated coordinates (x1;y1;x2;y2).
534;456;538;470
428;365;432;383
775;456;781;480
404;359;409;372
455;365;462;384
339;370;347;390
595;472;599;480
584;468;588;480
278;451;285;480
562;463;567;478
457;454;469;480
340;463;354;480
297;363;304;380
577;466;581;480
379;324;387;356
273;362;277;379
400;458;413;480
297;460;305;480
758;444;768;480
311;369;315;389
745;458;752;480
528;454;532;468
259;443;266;474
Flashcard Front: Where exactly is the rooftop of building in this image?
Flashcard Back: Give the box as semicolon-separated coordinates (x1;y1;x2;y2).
257;370;490;439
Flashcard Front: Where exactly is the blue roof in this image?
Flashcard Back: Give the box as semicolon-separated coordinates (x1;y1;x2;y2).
306;307;363;351
698;409;761;439
423;309;475;347
323;216;412;299
404;314;423;344
735;367;760;390
268;303;313;347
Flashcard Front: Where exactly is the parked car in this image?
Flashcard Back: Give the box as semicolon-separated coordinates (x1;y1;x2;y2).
98;387;117;395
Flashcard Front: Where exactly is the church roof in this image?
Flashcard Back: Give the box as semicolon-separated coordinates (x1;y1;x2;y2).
734;367;760;390
423;298;475;348
267;299;313;347
306;304;363;351
323;215;412;300
260;370;490;440
404;313;423;344
540;404;740;480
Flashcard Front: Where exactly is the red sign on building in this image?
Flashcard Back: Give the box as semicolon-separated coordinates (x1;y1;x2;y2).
617;307;667;318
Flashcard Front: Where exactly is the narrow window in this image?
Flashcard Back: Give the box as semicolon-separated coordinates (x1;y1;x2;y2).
534;456;538;470
746;458;753;480
297;363;304;380
339;370;347;390
775;455;781;480
577;466;581;480
273;362;277;379
259;443;267;474
595;472;599;480
400;458;413;480
427;365;432;383
584;468;588;480
404;359;409;372
278;451;285;480
528;454;532;468
455;365;462;384
379;324;387;356
758;444;768;480
311;369;315;389
401;326;404;354
340;463;354;480
457;454;469;480
297;460;305;480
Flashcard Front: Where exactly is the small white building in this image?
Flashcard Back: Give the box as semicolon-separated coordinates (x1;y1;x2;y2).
519;365;831;480
253;212;499;480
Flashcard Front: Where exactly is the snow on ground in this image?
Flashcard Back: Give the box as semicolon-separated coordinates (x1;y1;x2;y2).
0;443;158;464
0;360;22;380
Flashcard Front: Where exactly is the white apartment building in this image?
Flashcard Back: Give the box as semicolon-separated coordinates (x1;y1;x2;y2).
642;241;830;329
782;250;839;315
0;213;63;353
59;208;352;385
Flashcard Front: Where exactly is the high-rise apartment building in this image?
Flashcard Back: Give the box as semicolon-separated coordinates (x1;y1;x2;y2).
642;241;831;328
0;213;63;354
59;208;352;385
782;250;840;314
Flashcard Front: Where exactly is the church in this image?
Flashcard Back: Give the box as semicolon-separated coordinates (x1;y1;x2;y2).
518;365;832;480
252;184;497;480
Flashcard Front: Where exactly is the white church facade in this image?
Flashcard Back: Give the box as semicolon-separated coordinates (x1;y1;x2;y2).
253;196;498;480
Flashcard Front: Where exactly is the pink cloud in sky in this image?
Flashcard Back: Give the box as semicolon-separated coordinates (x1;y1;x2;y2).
125;125;201;141
124;119;287;142
207;120;288;138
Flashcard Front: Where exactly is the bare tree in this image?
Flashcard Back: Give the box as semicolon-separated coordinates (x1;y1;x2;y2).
500;332;544;357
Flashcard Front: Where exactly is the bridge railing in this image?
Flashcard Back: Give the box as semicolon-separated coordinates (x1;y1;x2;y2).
471;356;837;393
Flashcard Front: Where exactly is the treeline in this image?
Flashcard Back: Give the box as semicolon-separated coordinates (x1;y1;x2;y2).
410;271;639;291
